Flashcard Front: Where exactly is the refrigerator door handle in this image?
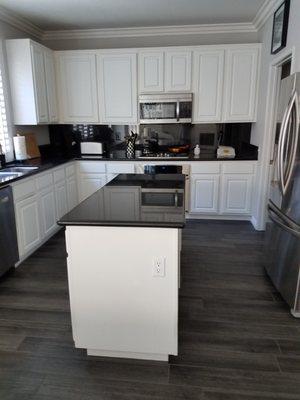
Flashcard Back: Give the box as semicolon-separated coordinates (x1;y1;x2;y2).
278;90;299;195
268;202;300;238
284;91;299;193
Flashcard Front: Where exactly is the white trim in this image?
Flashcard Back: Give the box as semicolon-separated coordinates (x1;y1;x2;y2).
254;46;296;231
0;5;43;39
0;0;283;42
42;22;256;41
252;0;284;31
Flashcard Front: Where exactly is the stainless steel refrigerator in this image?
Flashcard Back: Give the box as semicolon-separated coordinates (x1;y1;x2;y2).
265;72;300;318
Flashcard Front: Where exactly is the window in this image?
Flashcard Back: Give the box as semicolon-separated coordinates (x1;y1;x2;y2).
0;42;14;162
0;66;10;155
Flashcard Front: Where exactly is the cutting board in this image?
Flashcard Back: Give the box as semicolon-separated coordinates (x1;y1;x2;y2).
21;133;40;159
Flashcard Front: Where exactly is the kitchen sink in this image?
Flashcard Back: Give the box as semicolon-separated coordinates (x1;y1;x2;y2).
0;166;38;173
0;166;39;181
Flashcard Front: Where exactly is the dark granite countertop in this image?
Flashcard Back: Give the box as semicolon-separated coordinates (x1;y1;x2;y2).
76;153;258;162
0;149;258;188
58;173;186;228
0;157;74;187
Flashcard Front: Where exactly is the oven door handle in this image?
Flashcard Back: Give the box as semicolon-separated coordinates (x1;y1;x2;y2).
174;190;179;207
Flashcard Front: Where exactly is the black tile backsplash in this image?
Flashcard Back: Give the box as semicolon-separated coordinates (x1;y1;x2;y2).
46;123;257;160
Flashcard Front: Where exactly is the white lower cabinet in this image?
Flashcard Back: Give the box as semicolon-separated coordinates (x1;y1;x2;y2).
190;174;219;213
189;161;256;217
15;194;41;256
13;162;78;261
39;188;57;237
55;181;68;219
67;176;78;211
78;174;106;202
220;174;253;214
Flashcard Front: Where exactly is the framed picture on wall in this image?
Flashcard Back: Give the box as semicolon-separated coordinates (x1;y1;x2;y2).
271;0;290;54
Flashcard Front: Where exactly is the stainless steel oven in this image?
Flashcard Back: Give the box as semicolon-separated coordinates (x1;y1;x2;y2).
139;93;192;124
141;188;184;212
142;164;190;212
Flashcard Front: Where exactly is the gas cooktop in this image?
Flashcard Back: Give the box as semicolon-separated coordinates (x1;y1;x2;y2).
138;152;189;159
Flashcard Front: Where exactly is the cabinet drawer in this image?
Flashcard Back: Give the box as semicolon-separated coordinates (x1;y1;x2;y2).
222;162;255;174
66;163;75;177
13;178;37;201
78;161;106;174
54;168;66;183
37;173;53;190
106;163;135;174
191;162;220;174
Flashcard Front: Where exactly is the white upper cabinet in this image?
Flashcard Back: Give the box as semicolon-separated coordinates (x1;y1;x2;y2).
31;43;49;123
56;51;99;123
139;51;164;93
192;49;224;123
138;49;192;93
98;52;137;124
6;39;58;125
223;45;260;122
165;50;192;92
44;50;59;123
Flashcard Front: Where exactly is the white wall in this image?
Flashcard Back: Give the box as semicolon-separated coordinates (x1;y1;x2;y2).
43;31;258;50
250;0;300;229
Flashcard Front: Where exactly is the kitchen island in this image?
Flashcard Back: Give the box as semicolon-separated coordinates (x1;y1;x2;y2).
59;173;185;361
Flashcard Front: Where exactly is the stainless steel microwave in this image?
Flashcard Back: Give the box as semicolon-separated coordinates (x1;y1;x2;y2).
139;93;192;124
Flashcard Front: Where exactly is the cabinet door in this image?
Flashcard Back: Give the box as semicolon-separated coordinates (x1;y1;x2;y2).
104;186;140;221
67;176;78;211
192;49;224;123
15;195;41;257
165;51;191;92
78;174;106;202
57;52;99;123
40;188;57;237
55;181;68;219
44;50;59;123
98;53;137;124
221;174;253;214
31;43;49;123
223;46;260;122
139;51;164;93
190;174;219;214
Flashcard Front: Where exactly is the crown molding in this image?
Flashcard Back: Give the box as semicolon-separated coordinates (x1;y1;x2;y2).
42;22;256;41
0;5;43;39
0;0;282;43
253;0;283;31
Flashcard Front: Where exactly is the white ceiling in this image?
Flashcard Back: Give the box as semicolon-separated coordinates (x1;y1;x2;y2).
0;0;267;31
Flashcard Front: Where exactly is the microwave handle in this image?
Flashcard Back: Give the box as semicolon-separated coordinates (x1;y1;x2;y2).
176;100;180;121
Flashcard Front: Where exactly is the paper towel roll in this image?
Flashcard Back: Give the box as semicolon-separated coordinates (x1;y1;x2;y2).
13;136;27;160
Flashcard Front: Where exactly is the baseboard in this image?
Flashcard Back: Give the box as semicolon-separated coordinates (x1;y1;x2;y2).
186;214;251;221
250;215;266;231
291;309;300;318
87;348;169;361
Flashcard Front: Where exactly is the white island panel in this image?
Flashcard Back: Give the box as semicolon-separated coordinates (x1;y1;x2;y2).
65;225;179;361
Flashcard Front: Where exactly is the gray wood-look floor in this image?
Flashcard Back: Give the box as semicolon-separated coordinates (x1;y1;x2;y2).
0;220;300;400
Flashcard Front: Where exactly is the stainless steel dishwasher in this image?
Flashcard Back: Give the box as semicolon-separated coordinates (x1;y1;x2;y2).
0;186;19;277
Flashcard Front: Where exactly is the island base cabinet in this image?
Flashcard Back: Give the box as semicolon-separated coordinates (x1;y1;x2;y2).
65;225;179;361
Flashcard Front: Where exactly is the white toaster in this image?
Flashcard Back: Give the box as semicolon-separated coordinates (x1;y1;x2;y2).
80;142;104;157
